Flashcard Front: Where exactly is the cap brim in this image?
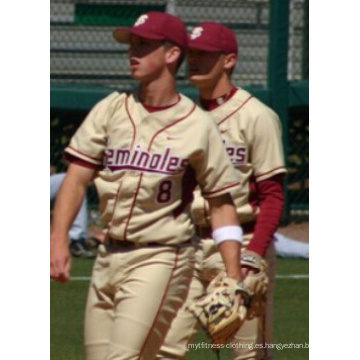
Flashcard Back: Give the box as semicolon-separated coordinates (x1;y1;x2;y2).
113;27;165;44
113;28;131;43
188;42;222;52
188;42;237;55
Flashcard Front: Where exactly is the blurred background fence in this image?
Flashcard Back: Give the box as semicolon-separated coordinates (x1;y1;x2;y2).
50;0;309;223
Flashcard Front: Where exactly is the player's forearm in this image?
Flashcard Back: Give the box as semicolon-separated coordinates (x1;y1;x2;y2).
217;241;242;280
208;194;242;281
208;193;238;227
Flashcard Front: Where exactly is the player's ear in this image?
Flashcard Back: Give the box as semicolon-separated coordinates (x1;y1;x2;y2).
224;53;237;72
165;45;182;65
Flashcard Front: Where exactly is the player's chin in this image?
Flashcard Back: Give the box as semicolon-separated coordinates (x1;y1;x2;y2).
189;74;208;85
130;65;138;73
130;62;145;75
131;69;145;81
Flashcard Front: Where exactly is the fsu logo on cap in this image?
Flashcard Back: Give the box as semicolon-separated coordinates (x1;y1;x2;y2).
134;14;148;27
190;27;203;40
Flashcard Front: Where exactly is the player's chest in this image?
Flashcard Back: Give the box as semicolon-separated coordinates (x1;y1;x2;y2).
103;112;196;175
106;112;194;152
217;120;249;167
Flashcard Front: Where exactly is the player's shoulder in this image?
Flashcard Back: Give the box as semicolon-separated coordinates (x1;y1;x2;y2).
87;91;127;114
97;91;128;107
89;91;130;120
235;88;279;121
82;91;128;126
179;93;215;126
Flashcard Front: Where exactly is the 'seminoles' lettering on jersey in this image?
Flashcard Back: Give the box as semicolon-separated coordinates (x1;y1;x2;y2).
225;145;247;166
104;146;189;175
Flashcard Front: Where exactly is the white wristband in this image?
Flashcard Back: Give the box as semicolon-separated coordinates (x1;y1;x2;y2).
212;226;243;245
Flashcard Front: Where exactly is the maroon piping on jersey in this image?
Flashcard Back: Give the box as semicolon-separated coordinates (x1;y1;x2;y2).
200;86;238;111
66;146;103;163
64;153;103;170
202;182;240;197
141;94;181;113
147;103;197;151
254;166;286;179
103;177;124;242
123;173;144;241
137;247;181;360
122;95;141;241
216;95;254;126
125;94;137;150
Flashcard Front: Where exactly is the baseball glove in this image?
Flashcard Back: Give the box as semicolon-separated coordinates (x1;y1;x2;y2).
187;272;251;345
241;250;269;296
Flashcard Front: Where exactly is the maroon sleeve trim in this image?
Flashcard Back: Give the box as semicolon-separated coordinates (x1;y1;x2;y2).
203;182;240;198
66;146;103;163
254;166;287;179
64;153;103;170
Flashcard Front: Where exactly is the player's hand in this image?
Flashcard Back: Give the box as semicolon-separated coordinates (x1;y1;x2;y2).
50;234;72;284
241;250;269;296
241;266;257;279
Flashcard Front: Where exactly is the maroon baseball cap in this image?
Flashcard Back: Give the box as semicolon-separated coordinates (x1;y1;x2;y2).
113;12;187;49
188;22;238;54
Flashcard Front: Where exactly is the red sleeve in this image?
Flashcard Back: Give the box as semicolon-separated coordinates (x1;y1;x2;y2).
64;153;103;171
246;174;285;257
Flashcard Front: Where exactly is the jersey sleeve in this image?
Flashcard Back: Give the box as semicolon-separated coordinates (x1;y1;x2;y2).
65;92;125;166
247;174;285;256
192;113;240;198
250;109;287;182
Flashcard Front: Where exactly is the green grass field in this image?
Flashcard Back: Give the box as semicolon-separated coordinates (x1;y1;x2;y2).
51;258;309;360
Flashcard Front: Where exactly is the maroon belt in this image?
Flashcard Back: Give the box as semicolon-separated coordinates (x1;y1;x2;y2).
105;237;191;249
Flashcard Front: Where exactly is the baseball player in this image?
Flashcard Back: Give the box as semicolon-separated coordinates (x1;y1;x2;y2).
158;22;287;360
50;13;247;360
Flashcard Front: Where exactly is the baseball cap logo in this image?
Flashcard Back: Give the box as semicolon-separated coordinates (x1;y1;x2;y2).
190;27;203;40
134;14;148;27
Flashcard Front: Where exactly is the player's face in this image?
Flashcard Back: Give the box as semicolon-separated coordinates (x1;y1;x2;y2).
187;49;227;87
128;35;167;82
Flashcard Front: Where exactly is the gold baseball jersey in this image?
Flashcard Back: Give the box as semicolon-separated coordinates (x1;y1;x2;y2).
191;87;287;226
65;91;239;244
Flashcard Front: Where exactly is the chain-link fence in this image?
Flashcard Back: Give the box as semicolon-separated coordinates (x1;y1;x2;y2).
51;0;307;87
50;0;309;222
